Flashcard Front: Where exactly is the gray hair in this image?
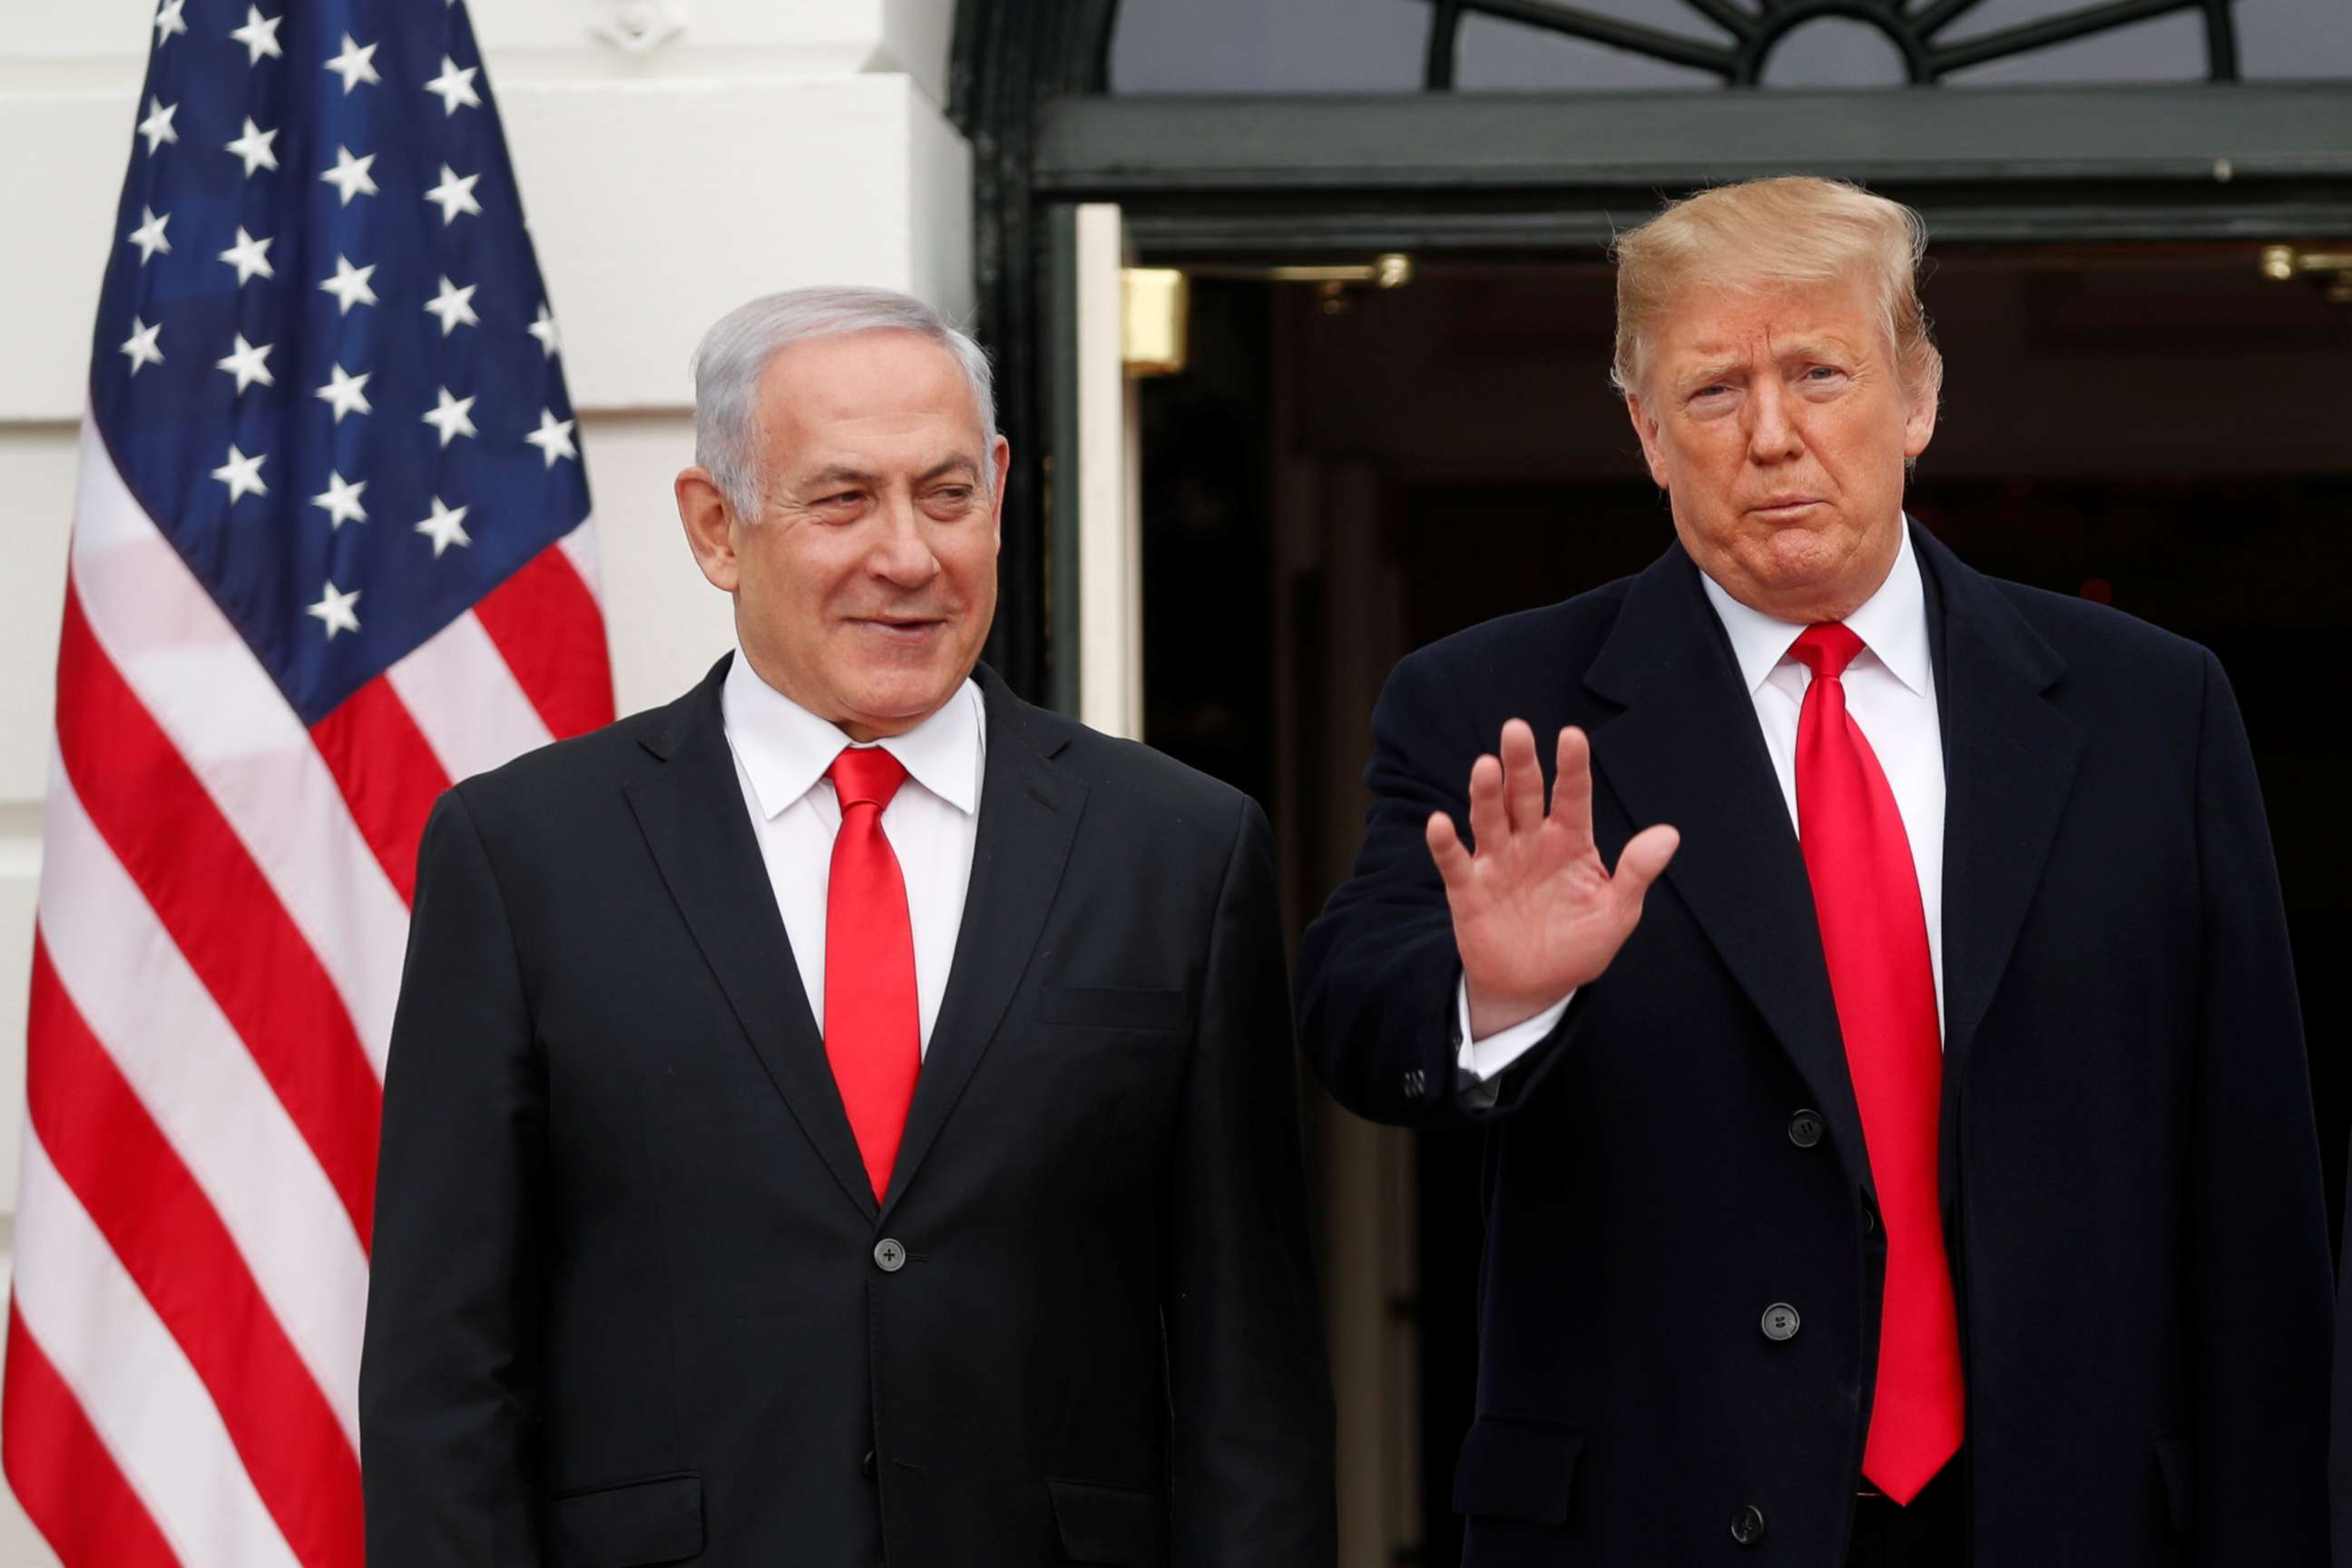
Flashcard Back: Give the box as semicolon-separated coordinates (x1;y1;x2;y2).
689;286;998;519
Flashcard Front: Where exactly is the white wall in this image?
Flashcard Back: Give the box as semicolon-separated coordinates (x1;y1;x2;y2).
0;2;968;1558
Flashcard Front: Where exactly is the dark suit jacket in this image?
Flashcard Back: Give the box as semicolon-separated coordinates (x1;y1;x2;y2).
1297;524;2330;1565
360;657;1335;1567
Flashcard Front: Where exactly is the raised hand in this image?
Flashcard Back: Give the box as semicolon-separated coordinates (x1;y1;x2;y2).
1426;720;1681;1039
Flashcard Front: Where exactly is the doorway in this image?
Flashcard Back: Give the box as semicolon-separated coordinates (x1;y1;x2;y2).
1132;241;2352;1564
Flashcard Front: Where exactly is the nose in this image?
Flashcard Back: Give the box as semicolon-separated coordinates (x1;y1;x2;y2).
867;492;942;588
1744;377;1804;465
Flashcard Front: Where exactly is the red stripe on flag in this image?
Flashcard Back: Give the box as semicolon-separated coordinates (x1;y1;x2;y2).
54;582;381;1248
473;543;617;740
25;938;364;1568
1;1305;181;1568
308;675;454;906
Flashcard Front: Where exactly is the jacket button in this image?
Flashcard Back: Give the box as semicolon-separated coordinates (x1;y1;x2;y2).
1862;1204;1878;1235
1760;1303;1800;1342
861;1449;877;1481
874;1238;906;1273
1402;1067;1427;1100
1787;1109;1824;1148
1730;1504;1766;1546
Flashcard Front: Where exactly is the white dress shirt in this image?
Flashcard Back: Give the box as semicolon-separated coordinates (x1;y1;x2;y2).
720;652;986;1054
1457;521;1946;1087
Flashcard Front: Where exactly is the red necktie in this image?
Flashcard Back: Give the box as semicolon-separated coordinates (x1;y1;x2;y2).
1791;624;1964;1504
824;747;921;1202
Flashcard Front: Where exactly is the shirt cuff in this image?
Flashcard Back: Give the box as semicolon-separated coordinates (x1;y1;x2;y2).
1454;979;1574;1086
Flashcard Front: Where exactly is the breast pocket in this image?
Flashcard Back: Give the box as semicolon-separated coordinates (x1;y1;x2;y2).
1040;985;1189;1034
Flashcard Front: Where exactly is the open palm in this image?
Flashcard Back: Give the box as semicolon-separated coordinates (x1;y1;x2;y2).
1427;720;1681;1038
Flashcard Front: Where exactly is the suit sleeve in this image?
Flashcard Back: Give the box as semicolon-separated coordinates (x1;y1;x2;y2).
1165;798;1337;1568
2185;650;2331;1564
1296;649;1575;1127
360;789;546;1565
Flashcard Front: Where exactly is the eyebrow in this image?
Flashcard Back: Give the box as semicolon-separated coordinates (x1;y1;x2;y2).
799;456;980;490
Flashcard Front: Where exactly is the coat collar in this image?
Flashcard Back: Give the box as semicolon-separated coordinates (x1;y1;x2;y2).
1583;522;2079;1202
627;658;1084;1220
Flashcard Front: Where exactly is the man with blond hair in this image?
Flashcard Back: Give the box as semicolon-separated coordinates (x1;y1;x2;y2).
1298;178;2328;1565
361;288;1336;1564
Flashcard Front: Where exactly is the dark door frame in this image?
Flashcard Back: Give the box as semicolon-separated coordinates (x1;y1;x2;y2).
951;0;2352;700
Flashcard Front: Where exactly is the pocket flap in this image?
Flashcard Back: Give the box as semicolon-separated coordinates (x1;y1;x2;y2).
1047;1475;1169;1566
1453;1415;1584;1524
1041;986;1188;1032
548;1473;703;1568
2152;1435;2192;1534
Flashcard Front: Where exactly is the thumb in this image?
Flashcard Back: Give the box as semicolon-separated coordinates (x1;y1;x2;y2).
1611;824;1681;905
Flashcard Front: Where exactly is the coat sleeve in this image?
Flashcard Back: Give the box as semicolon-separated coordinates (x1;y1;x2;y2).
1296;649;1575;1128
1164;797;1338;1567
2185;649;2331;1563
359;789;546;1565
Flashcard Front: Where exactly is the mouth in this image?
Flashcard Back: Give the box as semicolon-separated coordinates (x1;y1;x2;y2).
1746;497;1826;522
847;616;947;645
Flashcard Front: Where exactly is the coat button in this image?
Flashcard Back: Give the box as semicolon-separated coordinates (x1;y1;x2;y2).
874;1238;907;1273
861;1449;877;1481
1862;1204;1878;1235
1730;1504;1766;1546
1787;1109;1824;1148
1402;1067;1427;1100
1760;1303;1800;1342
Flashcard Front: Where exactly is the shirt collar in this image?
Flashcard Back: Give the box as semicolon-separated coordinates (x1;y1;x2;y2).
1697;519;1933;699
720;652;985;820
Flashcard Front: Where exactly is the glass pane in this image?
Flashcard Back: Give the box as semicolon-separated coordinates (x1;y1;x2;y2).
1105;0;2352;92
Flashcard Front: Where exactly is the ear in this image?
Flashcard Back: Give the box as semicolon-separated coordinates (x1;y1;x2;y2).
984;435;1012;543
1625;392;1671;490
675;467;741;593
1901;371;1939;462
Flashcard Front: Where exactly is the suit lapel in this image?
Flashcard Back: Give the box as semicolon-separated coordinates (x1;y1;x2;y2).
1584;545;1872;1197
624;655;878;1220
880;666;1087;1220
1914;524;2082;1087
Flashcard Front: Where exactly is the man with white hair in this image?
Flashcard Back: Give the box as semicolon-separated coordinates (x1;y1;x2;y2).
360;288;1336;1565
1298;178;2329;1565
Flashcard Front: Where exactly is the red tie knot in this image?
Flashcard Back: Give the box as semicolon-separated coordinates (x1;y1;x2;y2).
828;746;909;812
1791;622;1867;681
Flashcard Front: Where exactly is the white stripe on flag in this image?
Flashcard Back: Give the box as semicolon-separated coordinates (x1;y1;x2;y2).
71;418;407;1075
386;610;555;785
557;514;603;603
37;760;368;1446
12;1127;306;1568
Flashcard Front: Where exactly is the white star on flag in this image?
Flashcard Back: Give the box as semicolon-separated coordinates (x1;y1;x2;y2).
230;5;283;64
153;0;187;43
324;34;381;93
415;496;472;556
423;387;478;447
119;318;163;376
137;97;179;153
306;581;361;639
320;146;377;205
315;364;372;422
424;275;479;336
528;303;563;358
126;205;171;264
211;444;268;503
214;333;275;393
525;408;579;468
424;55;482;114
218;226;275;285
311;472;369;530
225;116;279;177
425;164;483;226
319;254;378;315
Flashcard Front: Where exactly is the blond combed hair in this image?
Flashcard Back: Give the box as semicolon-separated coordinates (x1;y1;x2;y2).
1610;176;1942;405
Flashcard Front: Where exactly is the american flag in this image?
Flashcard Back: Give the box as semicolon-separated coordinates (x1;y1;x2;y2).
3;1;612;1562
